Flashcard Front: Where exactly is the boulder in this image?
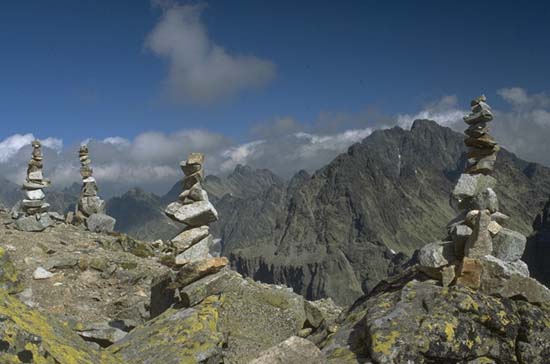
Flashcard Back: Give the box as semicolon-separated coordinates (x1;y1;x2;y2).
165;200;218;227
417;241;456;268
478;255;550;304
171;225;209;253
80;196;106;216
471;188;498;212
452;174;496;204
456;257;482;289
24;189;45;200
248;336;327;364
323;279;550;364
108;296;224;364
492;228;527;262
75;321;128;348
0;289;119;363
173;257;229;288
464;210;493;258
0;247;22;293
15;213;53;232
33;267;54;280
174;235;212;265
179;269;241;308
491;212;510;224
86;213;116;233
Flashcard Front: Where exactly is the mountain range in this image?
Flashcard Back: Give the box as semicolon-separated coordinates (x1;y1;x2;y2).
1;119;549;306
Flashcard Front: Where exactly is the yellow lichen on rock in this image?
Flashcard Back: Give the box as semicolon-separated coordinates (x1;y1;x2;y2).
371;330;400;356
0;289;120;364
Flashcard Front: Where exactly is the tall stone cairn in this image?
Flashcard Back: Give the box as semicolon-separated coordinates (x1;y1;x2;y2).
14;140;54;231
416;95;550;303
75;145;105;220
164;153;219;265
73;145;116;233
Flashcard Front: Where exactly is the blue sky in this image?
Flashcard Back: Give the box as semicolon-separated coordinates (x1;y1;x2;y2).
1;0;550;194
1;0;549;142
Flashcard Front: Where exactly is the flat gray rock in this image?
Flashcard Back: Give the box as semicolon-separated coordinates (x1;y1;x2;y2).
452;174;496;202
171;226;209;253
248;336;327;364
464;210;493;258
15;213;53;232
417;241;456;268
165;200;218;227
174;235;212;265
492;228;527;262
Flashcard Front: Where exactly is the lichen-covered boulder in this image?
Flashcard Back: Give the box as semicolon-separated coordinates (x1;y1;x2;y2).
0;247;22;294
0;289;120;363
109;295;225;364
322;278;550;364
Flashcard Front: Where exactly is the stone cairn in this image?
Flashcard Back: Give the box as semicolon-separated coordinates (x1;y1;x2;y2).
71;145;116;233
417;95;550;303
14;140;54;232
153;152;228;317
164;153;220;266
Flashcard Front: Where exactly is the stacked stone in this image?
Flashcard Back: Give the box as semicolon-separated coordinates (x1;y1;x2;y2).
14;140;54;231
164;153;219;265
415;95;550;303
72;145;116;233
463;95;499;175
75;145;105;220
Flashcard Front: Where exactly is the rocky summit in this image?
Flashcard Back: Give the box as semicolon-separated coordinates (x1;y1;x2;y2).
414;96;550;303
0;122;549;363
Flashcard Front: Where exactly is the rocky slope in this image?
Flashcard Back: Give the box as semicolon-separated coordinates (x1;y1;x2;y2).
0;212;548;363
0;209;343;363
321;268;550;364
210;120;550;305
106;188;182;242
102;120;550;306
525;197;550;287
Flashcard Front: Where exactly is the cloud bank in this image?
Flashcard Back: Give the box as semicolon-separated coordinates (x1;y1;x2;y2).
0;118;374;197
2;87;549;198
399;88;550;168
146;2;275;104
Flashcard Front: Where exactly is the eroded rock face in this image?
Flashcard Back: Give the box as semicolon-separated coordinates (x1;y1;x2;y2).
322;278;550;364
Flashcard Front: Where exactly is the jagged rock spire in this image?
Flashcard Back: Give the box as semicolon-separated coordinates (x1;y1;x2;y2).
165;153;219;265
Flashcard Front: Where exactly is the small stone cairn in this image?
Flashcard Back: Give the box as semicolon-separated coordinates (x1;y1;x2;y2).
14;140;54;232
164;153;219;266
417;95;550;303
72;145;116;233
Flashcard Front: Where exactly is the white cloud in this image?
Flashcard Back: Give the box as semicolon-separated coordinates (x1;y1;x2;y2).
145;2;275;104
294;128;373;159
498;87;530;106
102;136;130;147
0;134;62;163
397;88;550;168
396;95;466;129
220;140;265;172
